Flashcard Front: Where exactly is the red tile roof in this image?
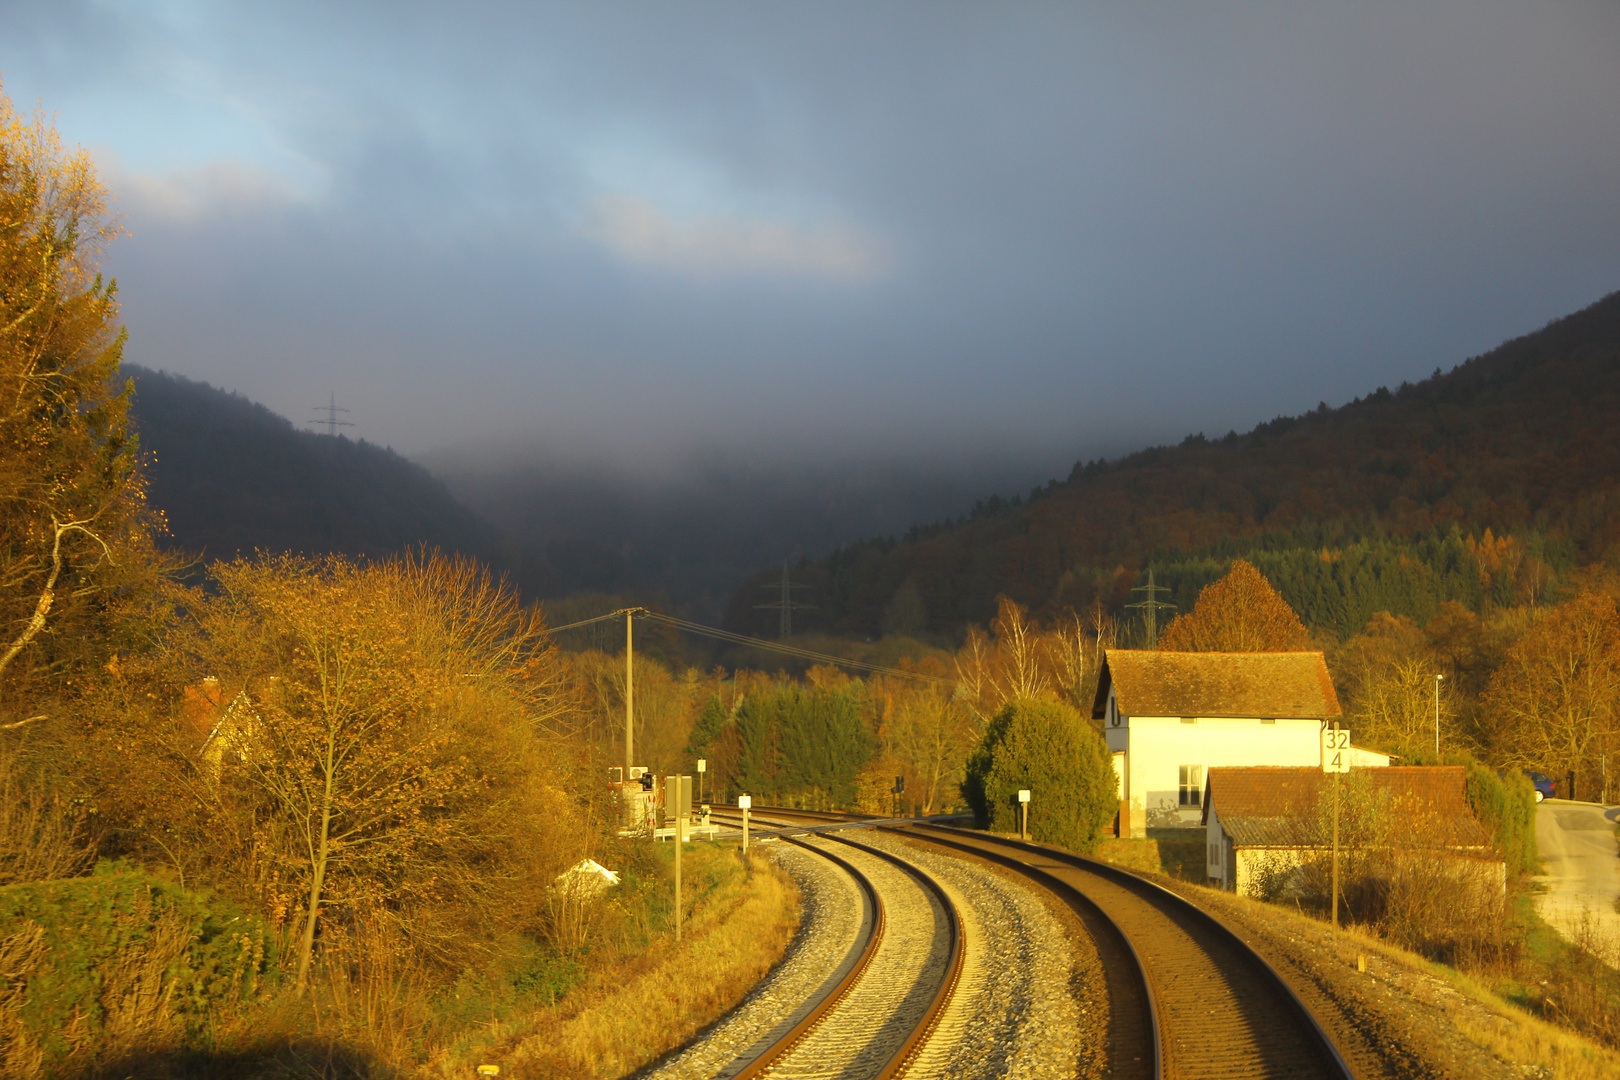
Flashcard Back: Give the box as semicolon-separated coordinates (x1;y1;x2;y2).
1205;765;1493;850
1094;649;1342;720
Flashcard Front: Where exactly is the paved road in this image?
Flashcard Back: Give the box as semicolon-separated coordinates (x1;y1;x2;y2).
1535;799;1620;957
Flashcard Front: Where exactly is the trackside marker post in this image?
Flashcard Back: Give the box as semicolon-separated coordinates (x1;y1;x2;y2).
739;794;752;854
1018;788;1031;842
1322;726;1351;930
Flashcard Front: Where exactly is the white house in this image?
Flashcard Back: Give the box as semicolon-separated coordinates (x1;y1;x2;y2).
1203;765;1501;896
1093;649;1388;835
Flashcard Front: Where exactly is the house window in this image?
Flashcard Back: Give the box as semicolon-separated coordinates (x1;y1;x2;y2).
1179;765;1203;807
1209;841;1221;866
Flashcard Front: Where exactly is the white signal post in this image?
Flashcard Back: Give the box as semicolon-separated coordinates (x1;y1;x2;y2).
739;794;752;855
1322;726;1351;930
697;758;706;806
1018;789;1031;842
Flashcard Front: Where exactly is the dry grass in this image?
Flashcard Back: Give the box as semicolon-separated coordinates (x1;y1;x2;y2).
1375;929;1620;1080
444;846;800;1080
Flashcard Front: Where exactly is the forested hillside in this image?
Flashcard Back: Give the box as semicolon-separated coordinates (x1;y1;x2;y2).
129;367;504;564
732;289;1620;641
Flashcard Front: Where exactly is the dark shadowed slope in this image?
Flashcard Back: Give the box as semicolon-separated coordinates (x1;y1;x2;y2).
128;368;504;565
731;289;1620;640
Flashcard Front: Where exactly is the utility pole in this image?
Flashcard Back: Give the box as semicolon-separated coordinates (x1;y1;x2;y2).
1125;569;1176;647
755;560;815;639
618;608;647;777
306;392;354;437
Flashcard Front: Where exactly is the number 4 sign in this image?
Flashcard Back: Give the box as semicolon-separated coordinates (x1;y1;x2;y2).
1322;728;1352;774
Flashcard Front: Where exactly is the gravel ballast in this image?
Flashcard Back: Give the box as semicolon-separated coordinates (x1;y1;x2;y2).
854;830;1099;1080
638;841;863;1080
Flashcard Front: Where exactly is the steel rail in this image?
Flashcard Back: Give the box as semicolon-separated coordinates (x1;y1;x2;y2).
727;808;1155;1080
908;822;1357;1080
727;805;1355;1080
726;834;886;1080
715;812;968;1080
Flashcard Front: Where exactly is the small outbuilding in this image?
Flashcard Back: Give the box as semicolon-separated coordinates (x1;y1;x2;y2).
1203;765;1500;896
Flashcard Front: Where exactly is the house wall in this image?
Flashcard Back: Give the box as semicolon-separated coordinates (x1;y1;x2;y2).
1206;806;1225;885
1110;715;1324;830
1234;845;1307;897
1226;845;1506;899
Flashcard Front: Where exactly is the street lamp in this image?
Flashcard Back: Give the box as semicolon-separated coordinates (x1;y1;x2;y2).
1433;674;1444;760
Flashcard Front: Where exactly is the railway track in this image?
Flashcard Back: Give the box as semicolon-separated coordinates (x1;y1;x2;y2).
724;806;1355;1080
711;820;965;1079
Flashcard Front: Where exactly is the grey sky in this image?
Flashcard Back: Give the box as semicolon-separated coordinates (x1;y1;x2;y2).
5;1;1619;473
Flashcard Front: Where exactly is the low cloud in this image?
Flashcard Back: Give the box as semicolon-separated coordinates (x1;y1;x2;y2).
588;192;886;281
100;153;311;224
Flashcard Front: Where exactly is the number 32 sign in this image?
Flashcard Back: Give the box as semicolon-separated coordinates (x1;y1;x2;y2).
1322;728;1352;774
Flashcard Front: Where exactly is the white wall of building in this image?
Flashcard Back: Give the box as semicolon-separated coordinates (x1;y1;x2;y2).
1105;697;1323;831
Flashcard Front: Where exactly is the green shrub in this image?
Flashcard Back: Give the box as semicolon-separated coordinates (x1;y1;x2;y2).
0;863;275;1073
961;699;1117;853
1466;762;1538;878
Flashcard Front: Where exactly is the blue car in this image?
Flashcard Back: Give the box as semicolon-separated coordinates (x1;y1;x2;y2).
1525;771;1556;803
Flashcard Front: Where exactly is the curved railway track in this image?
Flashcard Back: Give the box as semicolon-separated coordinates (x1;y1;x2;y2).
726;806;1355;1080
716;821;966;1079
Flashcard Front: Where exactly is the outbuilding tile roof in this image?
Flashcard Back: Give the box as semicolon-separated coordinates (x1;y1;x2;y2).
1094;649;1342;720
1205;765;1493;850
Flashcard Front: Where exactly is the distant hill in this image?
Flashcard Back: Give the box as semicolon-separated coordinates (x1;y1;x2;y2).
430;455;1046;623
728;289;1620;641
128;368;504;566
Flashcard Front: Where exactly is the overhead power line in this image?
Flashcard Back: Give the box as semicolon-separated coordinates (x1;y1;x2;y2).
644;611;951;685
548;605;949;685
547;611;632;634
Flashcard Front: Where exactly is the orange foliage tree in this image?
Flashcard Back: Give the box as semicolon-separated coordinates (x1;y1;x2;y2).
181;551;578;994
1156;558;1309;652
1480;590;1620;797
0;84;156;728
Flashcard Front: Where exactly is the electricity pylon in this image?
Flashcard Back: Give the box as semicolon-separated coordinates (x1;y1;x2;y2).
307;393;354;437
1125;568;1176;647
755;560;815;639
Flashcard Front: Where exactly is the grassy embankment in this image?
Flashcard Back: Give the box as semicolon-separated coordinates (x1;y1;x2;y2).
0;843;798;1079
434;842;799;1079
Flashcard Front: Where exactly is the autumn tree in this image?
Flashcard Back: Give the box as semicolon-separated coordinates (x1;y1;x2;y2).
955;597;1053;723
1156;558;1309;652
0;85;156;728
1480;590;1620;798
1348;656;1458;758
182;551;577;993
878;676;977;814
